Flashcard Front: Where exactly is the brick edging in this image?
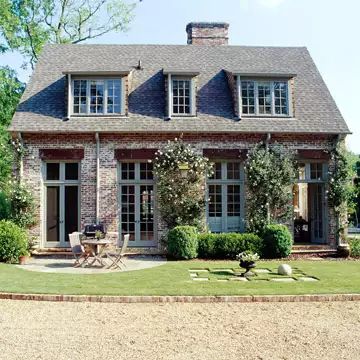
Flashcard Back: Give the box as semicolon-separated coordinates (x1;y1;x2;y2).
0;293;359;303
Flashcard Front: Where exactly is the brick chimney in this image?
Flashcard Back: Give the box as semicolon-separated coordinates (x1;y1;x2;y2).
186;22;229;45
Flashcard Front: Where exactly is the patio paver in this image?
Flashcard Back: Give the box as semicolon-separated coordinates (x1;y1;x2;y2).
16;256;166;274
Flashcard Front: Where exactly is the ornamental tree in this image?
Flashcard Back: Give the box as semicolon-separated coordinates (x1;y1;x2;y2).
153;139;213;231
245;142;297;235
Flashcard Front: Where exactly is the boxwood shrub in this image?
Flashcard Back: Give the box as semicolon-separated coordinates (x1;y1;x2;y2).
167;225;198;259
349;237;360;257
263;224;292;258
197;232;263;259
0;220;28;263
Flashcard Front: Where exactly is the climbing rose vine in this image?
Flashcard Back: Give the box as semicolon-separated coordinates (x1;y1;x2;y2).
327;142;353;240
153;139;213;230
245;142;297;235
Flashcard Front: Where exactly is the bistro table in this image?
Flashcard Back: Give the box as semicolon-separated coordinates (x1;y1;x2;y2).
81;239;113;267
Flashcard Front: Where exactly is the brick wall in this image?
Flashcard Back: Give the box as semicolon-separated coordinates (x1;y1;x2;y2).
22;132;338;249
186;22;229;45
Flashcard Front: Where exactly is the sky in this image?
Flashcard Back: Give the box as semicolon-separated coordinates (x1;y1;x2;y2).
0;0;359;152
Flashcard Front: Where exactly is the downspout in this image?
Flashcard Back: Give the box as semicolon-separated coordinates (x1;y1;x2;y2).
18;132;23;183
334;134;342;247
95;132;100;224
265;133;271;150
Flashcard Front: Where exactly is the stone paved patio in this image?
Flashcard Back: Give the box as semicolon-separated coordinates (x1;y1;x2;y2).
16;256;166;274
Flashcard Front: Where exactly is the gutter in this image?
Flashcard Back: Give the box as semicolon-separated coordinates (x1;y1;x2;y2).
95;132;100;224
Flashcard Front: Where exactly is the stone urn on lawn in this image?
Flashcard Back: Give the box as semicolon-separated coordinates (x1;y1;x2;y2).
236;251;260;277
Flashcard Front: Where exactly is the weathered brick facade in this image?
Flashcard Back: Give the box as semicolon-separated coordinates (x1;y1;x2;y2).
22;132;338;250
186;22;229;45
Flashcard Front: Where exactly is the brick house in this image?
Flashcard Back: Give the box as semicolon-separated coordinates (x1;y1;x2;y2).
9;22;350;251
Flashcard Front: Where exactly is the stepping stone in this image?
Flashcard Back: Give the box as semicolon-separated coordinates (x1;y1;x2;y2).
230;277;248;281
253;269;270;274
271;278;295;282
189;273;197;277
211;269;234;273
193;277;209;281
217;279;229;282
189;269;208;273
298;277;319;282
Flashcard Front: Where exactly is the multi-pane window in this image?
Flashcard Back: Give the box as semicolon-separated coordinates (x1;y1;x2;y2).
240;80;289;116
72;78;122;115
241;81;255;114
107;80;121;114
297;163;326;182
73;80;87;114
90;80;104;114
207;162;244;233
274;81;288;115
257;82;272;115
172;79;191;115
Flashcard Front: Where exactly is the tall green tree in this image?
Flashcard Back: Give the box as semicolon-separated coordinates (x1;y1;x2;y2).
0;0;137;68
0;66;24;182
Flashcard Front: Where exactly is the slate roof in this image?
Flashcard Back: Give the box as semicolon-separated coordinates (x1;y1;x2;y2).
9;44;350;134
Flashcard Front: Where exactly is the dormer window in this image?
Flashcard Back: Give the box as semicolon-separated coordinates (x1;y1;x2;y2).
72;78;123;115
172;78;191;115
163;70;199;119
241;80;290;116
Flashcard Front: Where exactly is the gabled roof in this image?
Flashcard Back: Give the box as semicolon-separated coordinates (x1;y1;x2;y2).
9;44;350;134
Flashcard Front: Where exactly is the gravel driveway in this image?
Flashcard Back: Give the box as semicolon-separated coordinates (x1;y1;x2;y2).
0;300;359;360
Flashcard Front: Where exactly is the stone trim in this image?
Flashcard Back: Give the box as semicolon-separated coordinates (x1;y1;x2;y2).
297;149;330;160
114;148;157;160
0;292;359;303
39;148;85;160
203;148;247;160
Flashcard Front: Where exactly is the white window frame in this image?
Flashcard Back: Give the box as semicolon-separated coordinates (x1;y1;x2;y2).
170;76;196;117
206;161;246;233
297;161;328;183
71;77;125;116
239;77;292;117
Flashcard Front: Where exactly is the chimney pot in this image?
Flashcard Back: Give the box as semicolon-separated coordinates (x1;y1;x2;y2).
186;22;229;45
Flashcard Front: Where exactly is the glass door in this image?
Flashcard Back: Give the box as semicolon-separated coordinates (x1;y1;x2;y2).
309;183;325;244
119;162;156;247
207;162;245;233
44;162;80;247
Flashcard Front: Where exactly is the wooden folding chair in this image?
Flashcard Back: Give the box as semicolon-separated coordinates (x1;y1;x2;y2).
69;232;91;267
106;234;130;270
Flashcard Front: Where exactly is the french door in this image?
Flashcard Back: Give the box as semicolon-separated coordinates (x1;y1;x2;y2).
207;162;245;233
44;162;80;247
119;162;156;247
309;183;326;244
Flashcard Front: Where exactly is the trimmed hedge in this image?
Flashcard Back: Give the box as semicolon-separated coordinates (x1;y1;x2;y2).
197;232;263;259
167;225;198;259
349;238;360;257
0;220;28;263
263;224;292;258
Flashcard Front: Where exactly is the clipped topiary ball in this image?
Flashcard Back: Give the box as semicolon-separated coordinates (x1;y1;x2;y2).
263;224;293;259
167;225;198;260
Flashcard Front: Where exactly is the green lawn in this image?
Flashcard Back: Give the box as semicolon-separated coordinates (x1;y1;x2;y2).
0;260;359;296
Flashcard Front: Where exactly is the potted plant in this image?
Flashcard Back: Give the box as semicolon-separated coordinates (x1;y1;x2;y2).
19;250;30;265
236;251;260;277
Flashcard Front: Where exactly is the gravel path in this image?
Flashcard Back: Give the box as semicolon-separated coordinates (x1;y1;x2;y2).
0;300;359;360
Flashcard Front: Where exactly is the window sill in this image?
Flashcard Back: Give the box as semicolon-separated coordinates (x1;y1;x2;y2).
240;115;293;119
69;114;127;118
168;114;197;119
